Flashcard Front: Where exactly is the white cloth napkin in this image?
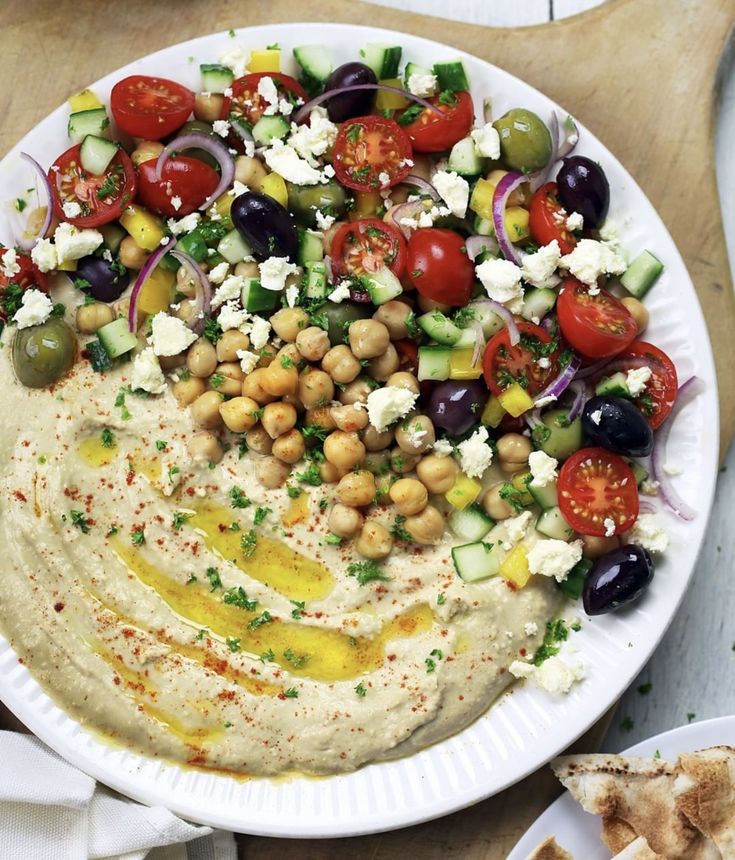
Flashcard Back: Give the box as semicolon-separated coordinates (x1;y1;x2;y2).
0;730;238;860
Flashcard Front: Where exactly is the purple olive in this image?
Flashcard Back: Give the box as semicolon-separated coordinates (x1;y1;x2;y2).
556;155;610;229
583;544;654;615
324;62;377;123
428;380;486;437
231;191;299;262
582;395;654;457
76;255;129;302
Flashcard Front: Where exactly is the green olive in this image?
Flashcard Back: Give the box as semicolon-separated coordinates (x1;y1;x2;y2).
178;120;219;168
12;318;76;388
493;108;553;173
314;301;373;346
286;181;348;228
531;408;583;460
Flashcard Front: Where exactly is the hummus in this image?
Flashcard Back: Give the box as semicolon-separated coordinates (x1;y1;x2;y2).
0;350;562;777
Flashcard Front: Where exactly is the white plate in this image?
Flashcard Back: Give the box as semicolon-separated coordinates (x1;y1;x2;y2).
508;715;735;858
0;22;720;838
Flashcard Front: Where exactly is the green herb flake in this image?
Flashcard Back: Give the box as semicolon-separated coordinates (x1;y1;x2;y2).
437;592;446;606
260;648;275;662
286;485;302;499
70;509;91;533
248;610;273;630
324;533;342;546
390;515;412;542
290;599;305;620
687;712;696;723
172;511;192;531
283;647;310;668
206;566;222;591
155;439;167;451
240;529;257;557
396;103;424;126
209;372;225;389
131;527;145;546
620;715;635;732
223;586;257;611
229;486;252;509
346;560;390;586
355;682;367;697
186;574;198;585
253;506;271;526
226;637;241;652
637;682;653;695
296;463;322;486
15;198;27;212
100;428;115;448
283;687;298;699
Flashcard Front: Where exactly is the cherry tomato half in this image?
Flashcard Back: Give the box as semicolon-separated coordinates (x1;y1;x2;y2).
111;75;194;140
394;339;419;374
330;219;406;278
333;116;413;192
405;228;474;306
136;156;220;217
397;91;473;153
482;321;560;396
558;447;639;536
220;73;308;127
529;182;577;255
50;145;137;229
0;246;48;321
557;278;637;360
604;341;678;430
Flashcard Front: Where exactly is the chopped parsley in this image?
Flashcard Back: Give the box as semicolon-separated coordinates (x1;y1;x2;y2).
283;687;299;699
290;600;305;620
223;586;257;611
396;103;423;126
172;511;192;531
390;515;412;542
226;637;241;653
404;309;419;338
345;123;362;145
532;619;570;666
283;647;310;668
167;465;180;484
438;89;457;106
247;610;273;630
206;566;222;591
209;372;225;389
499;482;525;513
260;649;275;662
324;533;342;546
202;317;222;344
425;649;444;673
296;462;322;486
346;560;390;586
15;198;27;212
240;529;257;557
301;423;329;441
100;428;115;448
155;439;167;451
253;506;271;526
354;682;367;697
0;283;23;320
687;712;696;723
280;354;293;369
131;527;145;546
96;169;120;199
195;628;208;641
637;682;653;695
620;715;635;732
286;485;302;499
437;593;446;606
318;498;329;512
115;389;131;421
70;509;90;534
229;486;252;509
186;574;198;584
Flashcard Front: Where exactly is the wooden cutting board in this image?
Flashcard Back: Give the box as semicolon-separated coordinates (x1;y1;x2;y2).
1;0;733;855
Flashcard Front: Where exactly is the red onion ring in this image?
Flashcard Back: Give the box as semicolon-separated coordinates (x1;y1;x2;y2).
534;354;582;406
465;234;499;261
17;153;54;250
524;408;544;430
323;255;334;284
637;500;658;514
170;249;212;335
400;174;439;201
294;84;443;125
128;238;175;333
470;319;486;368
557;114;580;160
471;298;520;346
492;171;528;265
390;199;429;240
155;133;235;211
574;356;613;380
567;379;588;421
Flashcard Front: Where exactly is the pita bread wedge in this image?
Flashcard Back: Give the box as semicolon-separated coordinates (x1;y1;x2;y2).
674;746;735;859
524;835;573;860
552;753;721;859
611;835;667;859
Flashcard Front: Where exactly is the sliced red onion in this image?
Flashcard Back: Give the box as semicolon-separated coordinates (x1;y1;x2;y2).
483;98;493;124
400;174;439;201
390;199;428;240
230;118;254;144
567;379;587;421
534;353;582;406
637;499;658;514
349;286;372;302
492;171;528;265
128;238;175;333
557;114;580;160
170;249;212;335
574;356;613;380
524;408;543;430
472;298;520;346
155;133;235;211
323;255;334;284
294;84;443;125
17;152;54;250
465;234;499;261
470;319;486;368
650;375;704;520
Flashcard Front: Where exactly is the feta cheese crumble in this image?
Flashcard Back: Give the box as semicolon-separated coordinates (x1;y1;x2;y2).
53;222;103;263
130;347;167;394
212;119;231;138
236;349;259;374
208;262;231;285
520;240;561;288
31;238;58;273
524;622;539;637
432;170;469;218
627;513;669;553
61;201;82;220
328;280;351;303
456;426;493;479
315;210;336;231
219;45;247;78
211;274;245;309
167;213;201;236
263;141;322;186
170;196;183;212
565;211;584;232
527;539;584;582
407;72;437;98
506;510;533;543
476;257;523;304
288;108;338;165
150;312;198;356
559;238;626;287
626;366;652;397
432;438;454;456
509;650;585;695
366;386;418;432
603;517;616;538
258;256;299;292
248;315;271;350
12;288;53;329
218;301;250;332
1;248;20;278
528;450;558;487
470;123;501;160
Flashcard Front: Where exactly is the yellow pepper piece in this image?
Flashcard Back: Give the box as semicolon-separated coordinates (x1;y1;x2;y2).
505;206;530;243
481;394;505;428
212;193;234;223
119;205;165;252
469;177;496;221
498;383;534;417
351;190;383;219
68;89;103;113
445;474;482;510
499;544;531;589
260;172;288;208
248;49;281;73
56;258;77;272
376;79;409;111
137;266;175;315
449;348;483;380
511;469;534;506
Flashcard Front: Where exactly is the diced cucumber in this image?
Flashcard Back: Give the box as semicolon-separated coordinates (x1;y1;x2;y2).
521;287;557;323
297;229;324;265
303;261;328;300
159;228;208;273
451;540;502;583
449;505;494;542
473;214;495;237
527;478;558;510
79;135;118;176
293;45;333;83
241;279;279;312
99;222;126;254
97;317;137;359
620;249;663;298
417;310;462;346
447;137;484;176
464;301;505;337
362;266;403;305
200;63;235;94
217;228;253;264
362;43;402;79
535;506;574;541
558;558;592;599
403;61;432;88
433;59;470;92
531;409;584;460
251;115;290;146
417;345;452;381
68;108;109;144
454;327;478;349
86;339;113;372
629;460;649;488
595;371;630;398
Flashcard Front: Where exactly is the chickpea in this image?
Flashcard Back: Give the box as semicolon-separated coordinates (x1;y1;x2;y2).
337;470;376;507
261;361;299;397
338;378;373;406
271;307;309;342
298;369;334;409
386;371;420;394
190;391;224;429
175;263;198;297
390;447;421;474
356;521;394;560
348;319;390;359
219;396;260;432
234;155;268;191
319;460;345;483
187;431;224;466
271;429;306;464
330;403;368;432
321;220;345;254
173;373;206;407
187;339;218;378
119;236;149;270
257;345;277;368
241;367;277;404
256;455;291;489
296;326;331;362
389;478;428;516
216;329;251;363
363;449;391;475
497;432;533;473
482;483;515;521
367;343;400;382
210;361;244;397
25;206;54;240
321;345;361;384
394;415;436;455
245;423;273;455
193;92;224;123
621;296;649;333
403;504;444;545
174;299;198;326
261;401;298;439
323;430;366;471
305;406;337;433
416;454;459;495
417;294;452;314
362;425;393;451
582;534;621;560
131;140;164;167
373;300;413;340
76;302;114;334
234;260;260;278
328;504;363;539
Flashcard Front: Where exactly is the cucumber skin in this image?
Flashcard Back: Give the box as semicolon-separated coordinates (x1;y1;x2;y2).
79;135;118;176
97;317;137;359
620;250;663;298
293;45;333;83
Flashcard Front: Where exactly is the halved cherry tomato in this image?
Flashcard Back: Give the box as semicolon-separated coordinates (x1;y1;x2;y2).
220;73;307;127
0;246;48;322
330;219;406;278
529;182;577;255
49;145;137;229
557;278;637;359
397;91;473;153
395;339;419;373
136;156;220;217
558;447;639;536
333;116;413;192
111;75;194;140
405;228;474;306
482;321;560;396
603;341;678;429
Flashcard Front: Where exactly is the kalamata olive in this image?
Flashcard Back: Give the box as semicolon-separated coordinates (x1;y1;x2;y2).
76;255;130;302
12;318;76;388
231;191;299;262
583;544;654;615
428;380;486;437
324;62;377;123
582;395;654;457
556;155;610;229
493;108;552;173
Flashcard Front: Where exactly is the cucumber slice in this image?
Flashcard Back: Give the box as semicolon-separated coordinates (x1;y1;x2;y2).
521;287;557;322
251;115;291;146
362;43;402;79
99;222;126;255
68;108;109;144
447;137;484;176
97;317;137;359
464;301;505;337
217;229;253;264
241;279;279;313
629;460;649;488
535;506;574;541
451;540;502;582
433;59;470;92
595;371;630;398
527;478;558;510
620;250;663;298
417;310;462;346
200;63;235;94
293;45;333;83
449;505;494;542
417;345;452;381
453;327;478;349
303;261;328;300
473;215;495;237
298;229;324;265
362;266;403;305
79;135;118;176
86;339;113;372
531;408;584;460
558;558;592;599
403;61;432;88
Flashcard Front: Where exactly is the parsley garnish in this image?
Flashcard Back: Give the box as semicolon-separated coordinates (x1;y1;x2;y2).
438;89;457;106
202;317;222;344
324;533;342;546
100;428;115;448
532;619;570;666
229;486;252;509
172;511;192;531
155;440;167;451
206;566;222;591
355;682;367;697
404;309;419;338
637;682;653;695
15;198;27;212
283;687;298;698
620;715;635;732
346;560;390;586
209;372;225;389
296;462;322;486
396;103;423;126
286;485;302;499
390;515;412;542
499;482;524;513
301;423;328;441
345;123;362;145
240;529;257;557
283;647;310;668
260;649;275;662
253;506;271;526
70;509;90;533
290;599;305;620
131;527;145;546
223;586;257;611
437;593;446;606
226;637;241;652
280;354;293;369
115;389;131;421
248;610;272;630
687;712;696;723
425;649;443;673
96;169;120;199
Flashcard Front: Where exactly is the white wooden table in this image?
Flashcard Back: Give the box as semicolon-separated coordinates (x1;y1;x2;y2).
369;0;735;752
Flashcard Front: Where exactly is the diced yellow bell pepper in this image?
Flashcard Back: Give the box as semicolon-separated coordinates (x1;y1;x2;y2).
260;172;288;208
376;79;409;111
212;193;234;223
247;49;281;73
351;190;383;219
511;469;534;506
469;177;496;221
68;89;103;113
470;170;530;241
481;394;505;428
505;206;530;243
137;266;175;315
499;544;531;589
445;473;482;510
119;205;165;252
56;258;77;272
498;383;534;417
449;348;483;380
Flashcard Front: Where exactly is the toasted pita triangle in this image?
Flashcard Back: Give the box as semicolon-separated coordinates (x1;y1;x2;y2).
524;835;573;860
611;836;666;859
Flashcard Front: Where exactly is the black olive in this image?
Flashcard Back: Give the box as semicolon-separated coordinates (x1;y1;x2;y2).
583;544;654;615
582;395;654;457
76;255;129;302
556;155;610;229
324;62;377;122
230;192;299;262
